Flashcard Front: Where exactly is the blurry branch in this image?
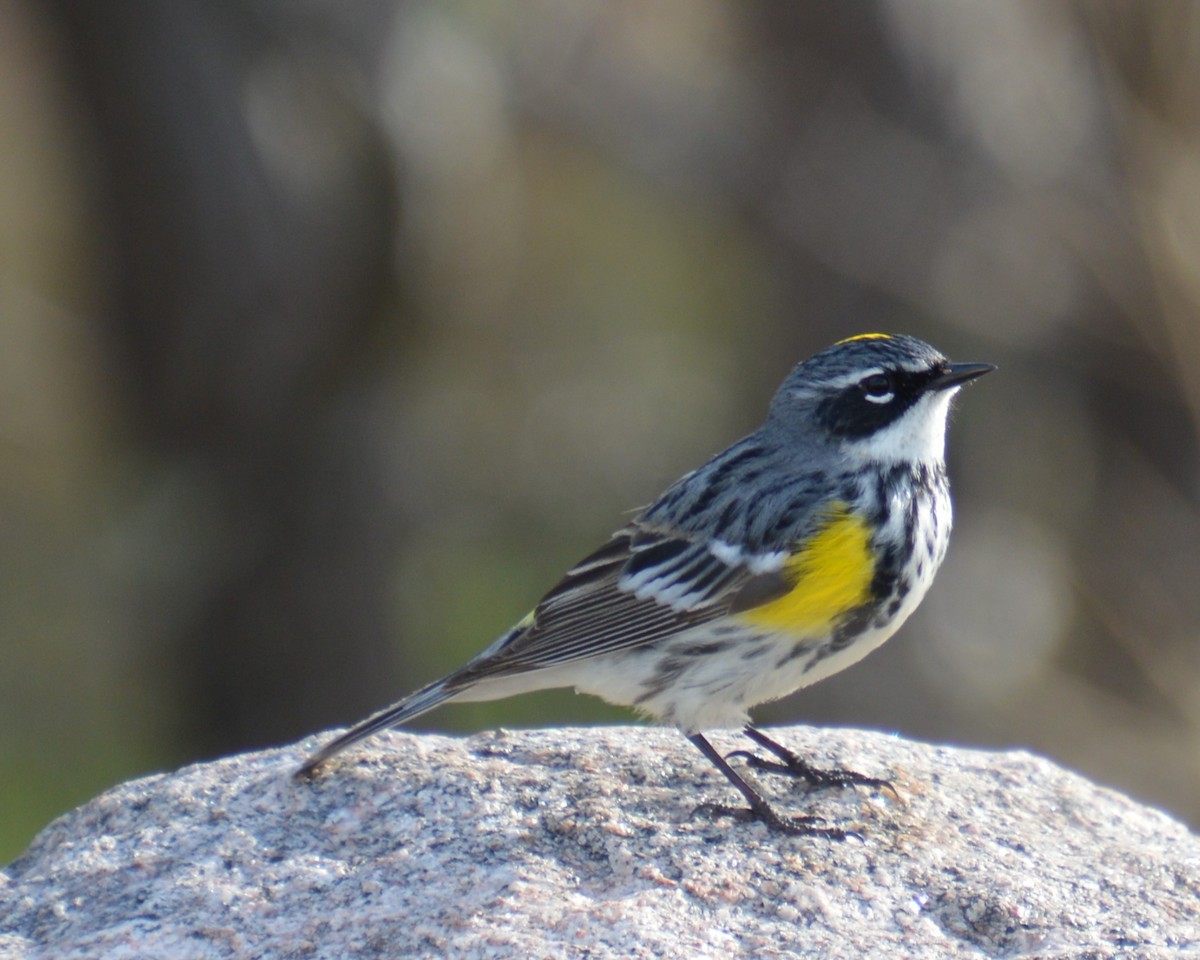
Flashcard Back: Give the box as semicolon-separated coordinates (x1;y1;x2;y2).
40;0;406;755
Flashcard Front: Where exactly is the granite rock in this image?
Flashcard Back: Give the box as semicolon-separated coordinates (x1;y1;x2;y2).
3;725;1198;959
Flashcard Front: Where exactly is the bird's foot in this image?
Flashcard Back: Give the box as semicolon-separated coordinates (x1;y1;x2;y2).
729;727;897;798
690;801;860;840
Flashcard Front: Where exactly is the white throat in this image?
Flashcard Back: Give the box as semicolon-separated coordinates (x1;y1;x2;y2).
845;388;955;465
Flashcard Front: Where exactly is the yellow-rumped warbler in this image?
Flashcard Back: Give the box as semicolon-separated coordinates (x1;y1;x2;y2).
297;333;994;836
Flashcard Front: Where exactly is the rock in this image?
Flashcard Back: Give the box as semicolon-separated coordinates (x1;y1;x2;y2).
2;726;1198;959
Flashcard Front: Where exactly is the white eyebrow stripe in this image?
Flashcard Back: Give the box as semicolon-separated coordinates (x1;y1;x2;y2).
827;367;883;390
827;360;932;392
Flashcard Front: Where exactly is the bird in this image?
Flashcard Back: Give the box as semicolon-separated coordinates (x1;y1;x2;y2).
295;333;994;836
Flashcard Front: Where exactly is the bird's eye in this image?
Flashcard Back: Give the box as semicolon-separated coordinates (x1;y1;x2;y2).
860;373;894;404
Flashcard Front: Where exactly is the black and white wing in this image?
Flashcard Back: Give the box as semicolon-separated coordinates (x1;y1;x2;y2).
451;523;792;685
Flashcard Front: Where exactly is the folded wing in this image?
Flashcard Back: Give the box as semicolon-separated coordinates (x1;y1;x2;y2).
455;524;794;683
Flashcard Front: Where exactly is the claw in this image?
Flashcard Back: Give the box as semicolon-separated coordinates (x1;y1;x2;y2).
687;731;873;841
690;802;855;840
737;727;898;799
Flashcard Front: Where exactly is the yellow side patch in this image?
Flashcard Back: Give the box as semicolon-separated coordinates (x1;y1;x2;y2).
835;332;893;345
738;506;874;635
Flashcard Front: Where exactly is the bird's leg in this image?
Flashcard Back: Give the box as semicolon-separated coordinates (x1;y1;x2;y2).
686;733;856;839
727;726;896;796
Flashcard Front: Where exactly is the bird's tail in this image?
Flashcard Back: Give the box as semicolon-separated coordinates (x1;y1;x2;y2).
294;678;457;780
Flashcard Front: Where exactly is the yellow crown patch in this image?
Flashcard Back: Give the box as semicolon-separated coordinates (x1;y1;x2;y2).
835;333;894;345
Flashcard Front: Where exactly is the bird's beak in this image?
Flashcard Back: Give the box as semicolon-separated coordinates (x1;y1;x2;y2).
930;362;996;391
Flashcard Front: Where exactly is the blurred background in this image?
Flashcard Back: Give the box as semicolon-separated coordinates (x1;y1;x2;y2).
3;0;1199;862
